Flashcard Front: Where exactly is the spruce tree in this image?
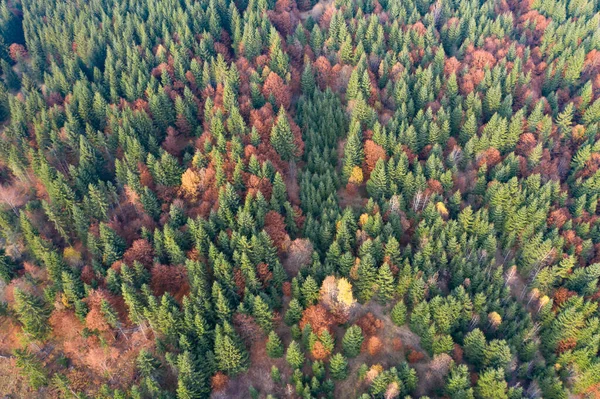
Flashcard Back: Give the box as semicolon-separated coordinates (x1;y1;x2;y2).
464;328;487;369
266;330;284;358
376;263;394;302
285;298;304;325
391;300;407;326
14;348;48;389
286;340;305;369
329;353;348;380
366;159;388;200
13;288;51;340
342;325;364;358
270;108;296;161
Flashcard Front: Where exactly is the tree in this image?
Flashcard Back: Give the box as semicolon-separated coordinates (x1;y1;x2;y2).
475;368;508;399
176;351;210;398
13;288;51;340
376;263;394;302
329;353;348;380
301;276;320;306
285;298;304;325
214;324;248;376
286;340;305;369
446;364;474;399
464;328;486;369
266;331;284;358
484;340;512;370
252;295;273;332
14;348;48;390
366;159;388;200
137;349;160;378
0;249;17;283
391;300;407;326
342;325;364;358
270;107;296;161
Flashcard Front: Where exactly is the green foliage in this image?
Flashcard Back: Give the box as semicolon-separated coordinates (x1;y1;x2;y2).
266;331;284;358
342;325;364;358
286;340;305;369
14;348;48;390
13;288;51;340
329;353;348;380
391;300;407;326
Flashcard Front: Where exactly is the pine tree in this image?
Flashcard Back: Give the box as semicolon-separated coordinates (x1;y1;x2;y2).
286;340;305;369
342;325;364;358
366;159;388;200
475;368;508;399
14;348;48;389
356;254;377;303
391;300;407;326
376;263;394;302
301;276;320;306
137;349;160;378
0;249;17;283
252;295;273;332
484;340;512;370
329;353;348;380
464;328;486;369
266;331;284;358
214;324;248;376
13;288;51;340
176;351;210;398
270;108;296;161
285;298;303;325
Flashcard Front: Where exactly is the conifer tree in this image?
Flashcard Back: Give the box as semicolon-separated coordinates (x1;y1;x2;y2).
391;300;407;326
270;108;296;161
266;330;284;358
366;159;388;200
342;325;364;358
286;340;305;369
13;288;51;340
329;353;348;380
464;328;486;369
285;298;303;326
14;348;48;389
376;263;394;302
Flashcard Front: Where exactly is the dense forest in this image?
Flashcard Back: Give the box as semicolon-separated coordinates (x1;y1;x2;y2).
0;0;600;397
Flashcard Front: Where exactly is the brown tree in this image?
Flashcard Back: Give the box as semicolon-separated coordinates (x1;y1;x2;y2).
263;71;292;110
299;304;334;335
122;239;154;269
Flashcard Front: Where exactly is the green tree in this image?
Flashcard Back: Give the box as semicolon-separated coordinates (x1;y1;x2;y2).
475;368;508;399
266;330;284;358
13;288;51;340
464;328;486;369
366;159;388;200
342;325;364;358
214;324;248;376
285;298;303;325
376;263;394;302
329;353;348;380
286;340;305;369
391;300;407;326
176;351;209;398
484;340;512;370
252;295;273;332
0;249;17;283
14;348;48;390
270;108;296;161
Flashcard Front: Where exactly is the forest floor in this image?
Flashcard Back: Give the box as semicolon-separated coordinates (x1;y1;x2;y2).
298;0;334;21
213;299;454;398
